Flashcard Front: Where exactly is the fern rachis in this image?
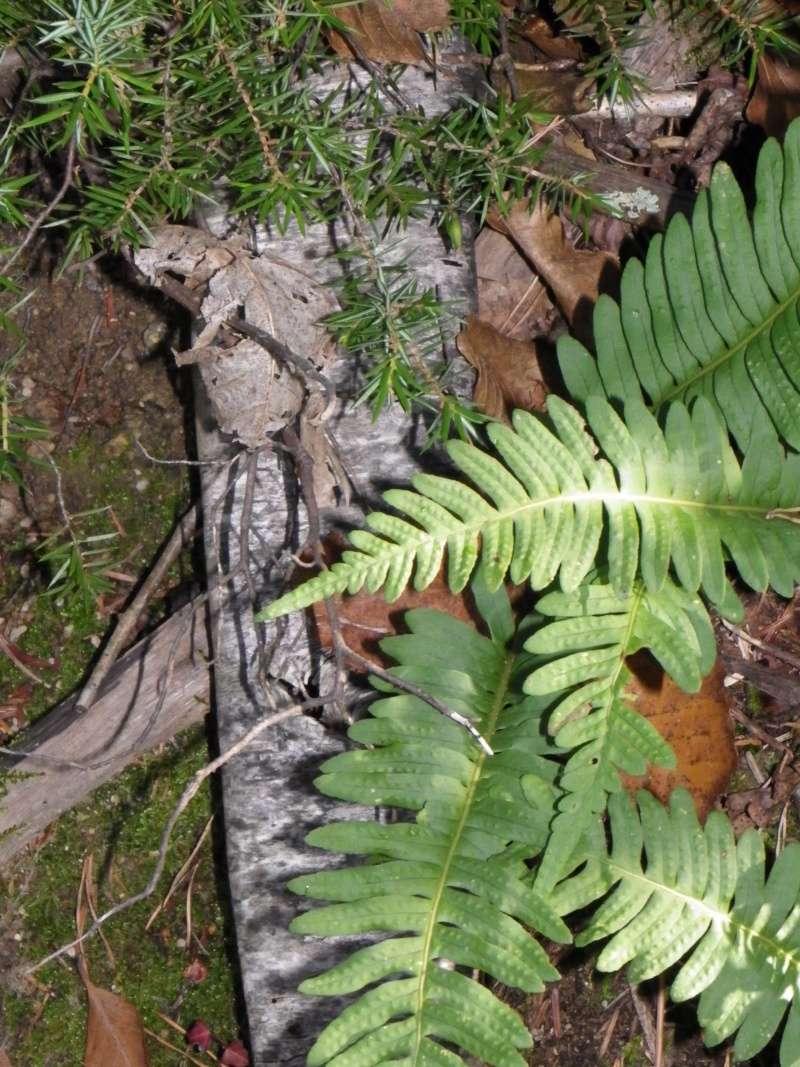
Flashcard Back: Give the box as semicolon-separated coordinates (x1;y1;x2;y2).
260;393;800;623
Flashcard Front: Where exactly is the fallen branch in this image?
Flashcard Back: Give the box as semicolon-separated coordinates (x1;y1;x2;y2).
0;596;211;868
26;700;311;973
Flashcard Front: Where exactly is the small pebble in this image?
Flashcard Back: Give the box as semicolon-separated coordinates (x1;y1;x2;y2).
135;478;149;492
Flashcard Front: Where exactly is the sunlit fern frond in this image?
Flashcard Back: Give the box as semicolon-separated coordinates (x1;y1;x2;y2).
524;578;715;892
559;117;800;454
554;788;800;1066
288;590;570;1067
259;394;800;624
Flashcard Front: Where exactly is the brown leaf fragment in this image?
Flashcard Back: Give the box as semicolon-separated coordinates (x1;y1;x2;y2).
620;655;736;821
328;0;430;64
518;16;583;61
312;563;477;670
747;52;800;137
82;972;151;1067
391;0;449;32
0;1050;12;1067
456;314;547;420
494;63;593;113
475;227;554;340
496;200;619;348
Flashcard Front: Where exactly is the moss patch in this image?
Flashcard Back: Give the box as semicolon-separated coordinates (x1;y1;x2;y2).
1;726;241;1066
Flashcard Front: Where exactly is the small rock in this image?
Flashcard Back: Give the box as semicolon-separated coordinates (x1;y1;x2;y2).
135;478;149;492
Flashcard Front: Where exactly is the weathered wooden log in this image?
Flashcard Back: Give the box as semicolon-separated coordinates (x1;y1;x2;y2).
0;598;210;867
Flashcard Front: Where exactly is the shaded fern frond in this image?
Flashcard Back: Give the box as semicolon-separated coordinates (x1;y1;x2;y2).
526;578;714;891
260;394;800;622
554;788;800;1066
289;595;569;1067
559;117;800;453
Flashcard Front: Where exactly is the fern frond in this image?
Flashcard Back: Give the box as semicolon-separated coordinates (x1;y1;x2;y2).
559;116;800;453
554;788;800;1066
526;578;714;891
260;394;800;622
289;597;570;1067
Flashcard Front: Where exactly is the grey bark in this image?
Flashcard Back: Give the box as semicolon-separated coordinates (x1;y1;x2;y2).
194;50;479;1067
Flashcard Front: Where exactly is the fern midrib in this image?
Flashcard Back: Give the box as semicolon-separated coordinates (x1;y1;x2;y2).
540;587;643;889
603;859;800;977
653;282;800;410
411;648;516;1063
355;489;782;576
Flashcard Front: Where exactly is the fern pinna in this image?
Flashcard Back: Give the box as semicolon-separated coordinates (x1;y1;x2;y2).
289;591;569;1067
269;120;800;1063
553;788;800;1065
559;118;800;454
260;393;800;623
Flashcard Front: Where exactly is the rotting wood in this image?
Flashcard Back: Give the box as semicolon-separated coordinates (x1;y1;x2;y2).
0;597;210;868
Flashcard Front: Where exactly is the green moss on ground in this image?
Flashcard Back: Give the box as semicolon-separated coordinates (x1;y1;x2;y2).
1;727;241;1066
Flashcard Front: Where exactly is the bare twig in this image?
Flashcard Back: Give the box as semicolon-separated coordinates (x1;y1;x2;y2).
26;701;312;974
340;642;494;757
226;316;336;419
74;503;199;714
721;619;800;672
2;133;78;272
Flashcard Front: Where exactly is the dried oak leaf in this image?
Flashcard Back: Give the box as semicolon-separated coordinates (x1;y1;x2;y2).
328;0;448;64
491;200;619;349
308;535;529;668
456;314;547;421
312;561;477;670
621;654;736;821
82;971;150;1067
474;227;554;340
518;16;583;61
747;52;800;137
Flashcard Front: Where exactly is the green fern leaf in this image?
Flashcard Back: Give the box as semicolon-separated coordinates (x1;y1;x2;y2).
554;788;800;1066
258;395;800;623
559;116;800;453
525;578;713;892
288;597;570;1067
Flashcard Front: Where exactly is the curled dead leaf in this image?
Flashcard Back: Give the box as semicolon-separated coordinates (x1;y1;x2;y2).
456;314;547;421
621;655;736;820
492;200;619;348
475;227;555;340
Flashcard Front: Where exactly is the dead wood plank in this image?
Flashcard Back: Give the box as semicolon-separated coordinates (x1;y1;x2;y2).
0;598;210;868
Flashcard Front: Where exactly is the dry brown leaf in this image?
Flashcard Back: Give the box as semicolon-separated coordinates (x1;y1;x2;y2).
456;314;547;420
621;655;736;820
518;16;583;61
82;973;151;1067
474;227;554;340
328;0;446;64
495;200;619;348
0;1050;12;1067
494;64;593;113
747;52;800;137
311;546;477;669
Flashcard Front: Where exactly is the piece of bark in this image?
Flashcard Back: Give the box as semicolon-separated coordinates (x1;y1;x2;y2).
0;598;211;868
544;143;695;226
